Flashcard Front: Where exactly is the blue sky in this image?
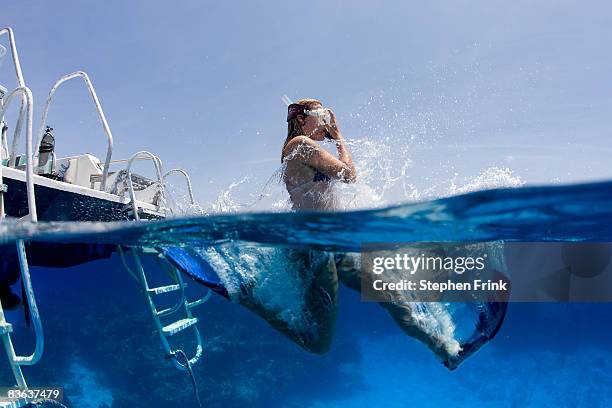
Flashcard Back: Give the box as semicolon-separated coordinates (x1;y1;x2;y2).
2;1;612;207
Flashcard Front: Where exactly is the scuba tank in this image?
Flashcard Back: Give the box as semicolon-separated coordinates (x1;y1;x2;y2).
38;125;56;175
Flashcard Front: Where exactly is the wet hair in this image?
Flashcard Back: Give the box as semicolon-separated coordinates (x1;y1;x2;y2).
286;98;322;139
282;98;323;163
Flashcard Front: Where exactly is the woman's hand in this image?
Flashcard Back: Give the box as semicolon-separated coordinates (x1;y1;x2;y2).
324;109;342;140
324;108;355;181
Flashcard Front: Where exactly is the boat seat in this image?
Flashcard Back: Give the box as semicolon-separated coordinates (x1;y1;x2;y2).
55;154;103;188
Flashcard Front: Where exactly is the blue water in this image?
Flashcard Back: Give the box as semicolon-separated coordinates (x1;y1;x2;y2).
2;179;612;247
2;180;612;407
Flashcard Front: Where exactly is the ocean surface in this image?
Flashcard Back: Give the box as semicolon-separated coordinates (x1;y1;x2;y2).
1;179;612;407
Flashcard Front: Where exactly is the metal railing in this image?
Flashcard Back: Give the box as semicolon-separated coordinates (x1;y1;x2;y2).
36;71;114;191
0;86;43;373
0;28;25;87
125;151;165;220
0;27;27;170
0;86;37;221
163;168;196;207
0;240;45;370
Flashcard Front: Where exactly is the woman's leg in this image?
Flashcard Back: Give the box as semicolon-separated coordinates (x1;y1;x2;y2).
334;250;506;369
238;248;338;354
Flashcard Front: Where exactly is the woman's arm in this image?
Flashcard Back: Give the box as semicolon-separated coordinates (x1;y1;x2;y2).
323;109;356;182
284;135;357;183
331;134;356;182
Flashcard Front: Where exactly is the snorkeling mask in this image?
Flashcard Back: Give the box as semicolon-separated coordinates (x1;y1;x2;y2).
304;107;332;126
285;97;331;125
285;97;334;138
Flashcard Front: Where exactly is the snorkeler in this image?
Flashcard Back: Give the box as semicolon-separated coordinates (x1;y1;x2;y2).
282;98;356;210
158;97;506;367
235;99;357;354
276;99;507;369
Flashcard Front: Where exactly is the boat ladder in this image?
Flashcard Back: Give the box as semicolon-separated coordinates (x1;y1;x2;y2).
119;150;209;371
118;246;211;371
0;241;45;408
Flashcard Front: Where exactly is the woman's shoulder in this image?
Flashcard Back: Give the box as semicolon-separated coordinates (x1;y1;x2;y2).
283;135;316;155
286;135;312;147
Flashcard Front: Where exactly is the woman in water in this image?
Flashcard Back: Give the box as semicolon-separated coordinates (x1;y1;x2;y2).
273;98;507;369
244;98;358;354
282;98;356;210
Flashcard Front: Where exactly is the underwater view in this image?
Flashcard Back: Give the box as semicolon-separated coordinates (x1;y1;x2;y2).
2;181;612;408
2;1;612;407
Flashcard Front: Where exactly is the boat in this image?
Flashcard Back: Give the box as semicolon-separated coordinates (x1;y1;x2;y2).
0;27;210;407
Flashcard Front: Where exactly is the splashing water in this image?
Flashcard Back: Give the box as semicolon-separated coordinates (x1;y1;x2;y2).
164;180;207;216
449;167;524;196
207;91;525;214
209;136;524;213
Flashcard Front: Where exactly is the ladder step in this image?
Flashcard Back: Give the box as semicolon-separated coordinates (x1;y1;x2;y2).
156;306;177;317
149;284;180;294
187;292;212;309
162;317;198;336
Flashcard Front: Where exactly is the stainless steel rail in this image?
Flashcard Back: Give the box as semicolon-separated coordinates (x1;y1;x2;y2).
125;151;165;220
36;71;114;191
163;168;196;206
0;27;27;170
0;86;37;221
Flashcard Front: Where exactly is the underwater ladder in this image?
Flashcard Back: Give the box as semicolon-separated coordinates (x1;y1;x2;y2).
116;154;210;408
0;26;208;407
